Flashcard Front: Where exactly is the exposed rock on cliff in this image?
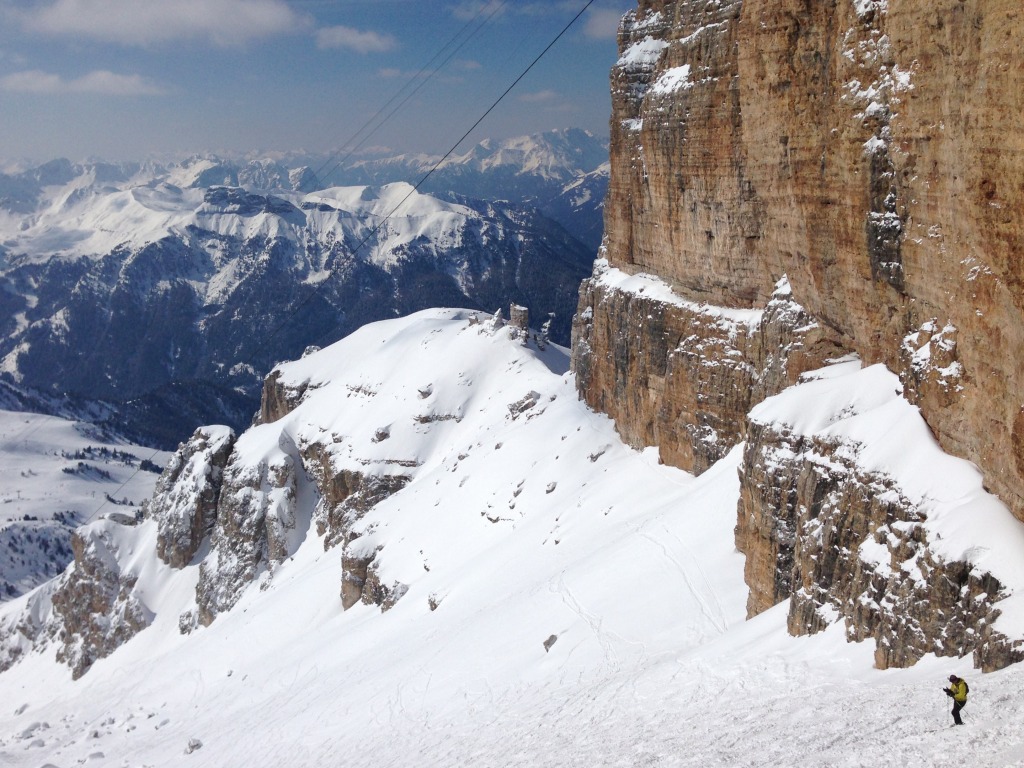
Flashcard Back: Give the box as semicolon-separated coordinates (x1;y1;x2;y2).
341;546;408;613
51;522;153;679
735;362;1024;671
258;370;313;426
194;443;300;626
573;262;845;473
151;426;236;569
0;581;57;674
304;456;411;610
603;0;1024;521
585;0;1024;669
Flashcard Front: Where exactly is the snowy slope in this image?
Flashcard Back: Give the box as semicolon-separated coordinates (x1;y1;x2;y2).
0;310;1022;767
0;411;169;599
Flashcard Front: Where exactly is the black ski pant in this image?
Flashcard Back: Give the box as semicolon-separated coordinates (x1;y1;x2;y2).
952;699;965;725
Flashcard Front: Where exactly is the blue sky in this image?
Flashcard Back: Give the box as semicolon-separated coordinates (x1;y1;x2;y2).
0;0;635;163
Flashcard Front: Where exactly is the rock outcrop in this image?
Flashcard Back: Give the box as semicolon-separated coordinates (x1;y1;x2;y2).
0;581;58;674
574;265;846;473
303;449;412;611
194;440;300;626
576;0;1024;669
151;426;236;569
50;522;153;678
737;394;1024;672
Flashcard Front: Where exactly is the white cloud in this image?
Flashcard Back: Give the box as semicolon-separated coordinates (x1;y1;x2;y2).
19;0;306;46
316;25;396;53
0;69;165;95
450;1;507;22
519;89;558;103
582;8;624;40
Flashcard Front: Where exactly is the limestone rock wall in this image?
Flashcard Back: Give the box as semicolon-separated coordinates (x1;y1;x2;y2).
150;426;236;569
737;416;1024;672
606;0;767;305
603;0;1024;521
585;0;1024;669
573;266;846;473
50;524;153;679
737;0;1024;520
194;444;299;626
258;368;316;425
303;445;411;609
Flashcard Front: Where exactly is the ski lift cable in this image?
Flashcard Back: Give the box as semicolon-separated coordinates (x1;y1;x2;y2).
317;0;510;182
387;0;602;212
251;0;598;360
315;0;505;184
77;0;598;528
311;1;495;179
312;0;509;183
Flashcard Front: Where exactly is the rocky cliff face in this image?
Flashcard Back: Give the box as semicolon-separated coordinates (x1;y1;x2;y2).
193;438;301;626
575;0;1024;669
735;365;1024;672
151;426;236;569
51;521;153;679
598;0;1024;518
573;266;846;472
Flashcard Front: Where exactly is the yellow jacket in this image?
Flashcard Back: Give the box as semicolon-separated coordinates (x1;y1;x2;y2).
950;679;968;703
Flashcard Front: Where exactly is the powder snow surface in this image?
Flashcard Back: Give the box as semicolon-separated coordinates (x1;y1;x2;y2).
0;309;1023;767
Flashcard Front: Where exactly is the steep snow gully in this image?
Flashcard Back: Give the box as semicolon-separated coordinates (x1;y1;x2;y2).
1;310;1024;766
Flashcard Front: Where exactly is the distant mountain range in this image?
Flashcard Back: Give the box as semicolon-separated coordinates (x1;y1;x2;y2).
0;127;607;249
0;129;607;447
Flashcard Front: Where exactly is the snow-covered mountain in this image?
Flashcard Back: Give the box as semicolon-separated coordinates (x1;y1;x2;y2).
0;130;605;598
0;129;607;250
329;128;609;249
0;308;1022;766
0;172;593;447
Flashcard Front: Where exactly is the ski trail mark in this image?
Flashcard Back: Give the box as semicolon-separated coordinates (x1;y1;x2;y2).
551;571;622;672
638;524;728;635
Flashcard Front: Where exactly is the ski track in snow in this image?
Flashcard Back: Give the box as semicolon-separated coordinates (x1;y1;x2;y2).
638;523;729;637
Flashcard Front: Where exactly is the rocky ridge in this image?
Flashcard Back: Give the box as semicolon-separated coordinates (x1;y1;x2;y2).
0;308;583;677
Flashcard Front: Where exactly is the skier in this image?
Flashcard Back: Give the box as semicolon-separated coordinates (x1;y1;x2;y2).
943;674;969;726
